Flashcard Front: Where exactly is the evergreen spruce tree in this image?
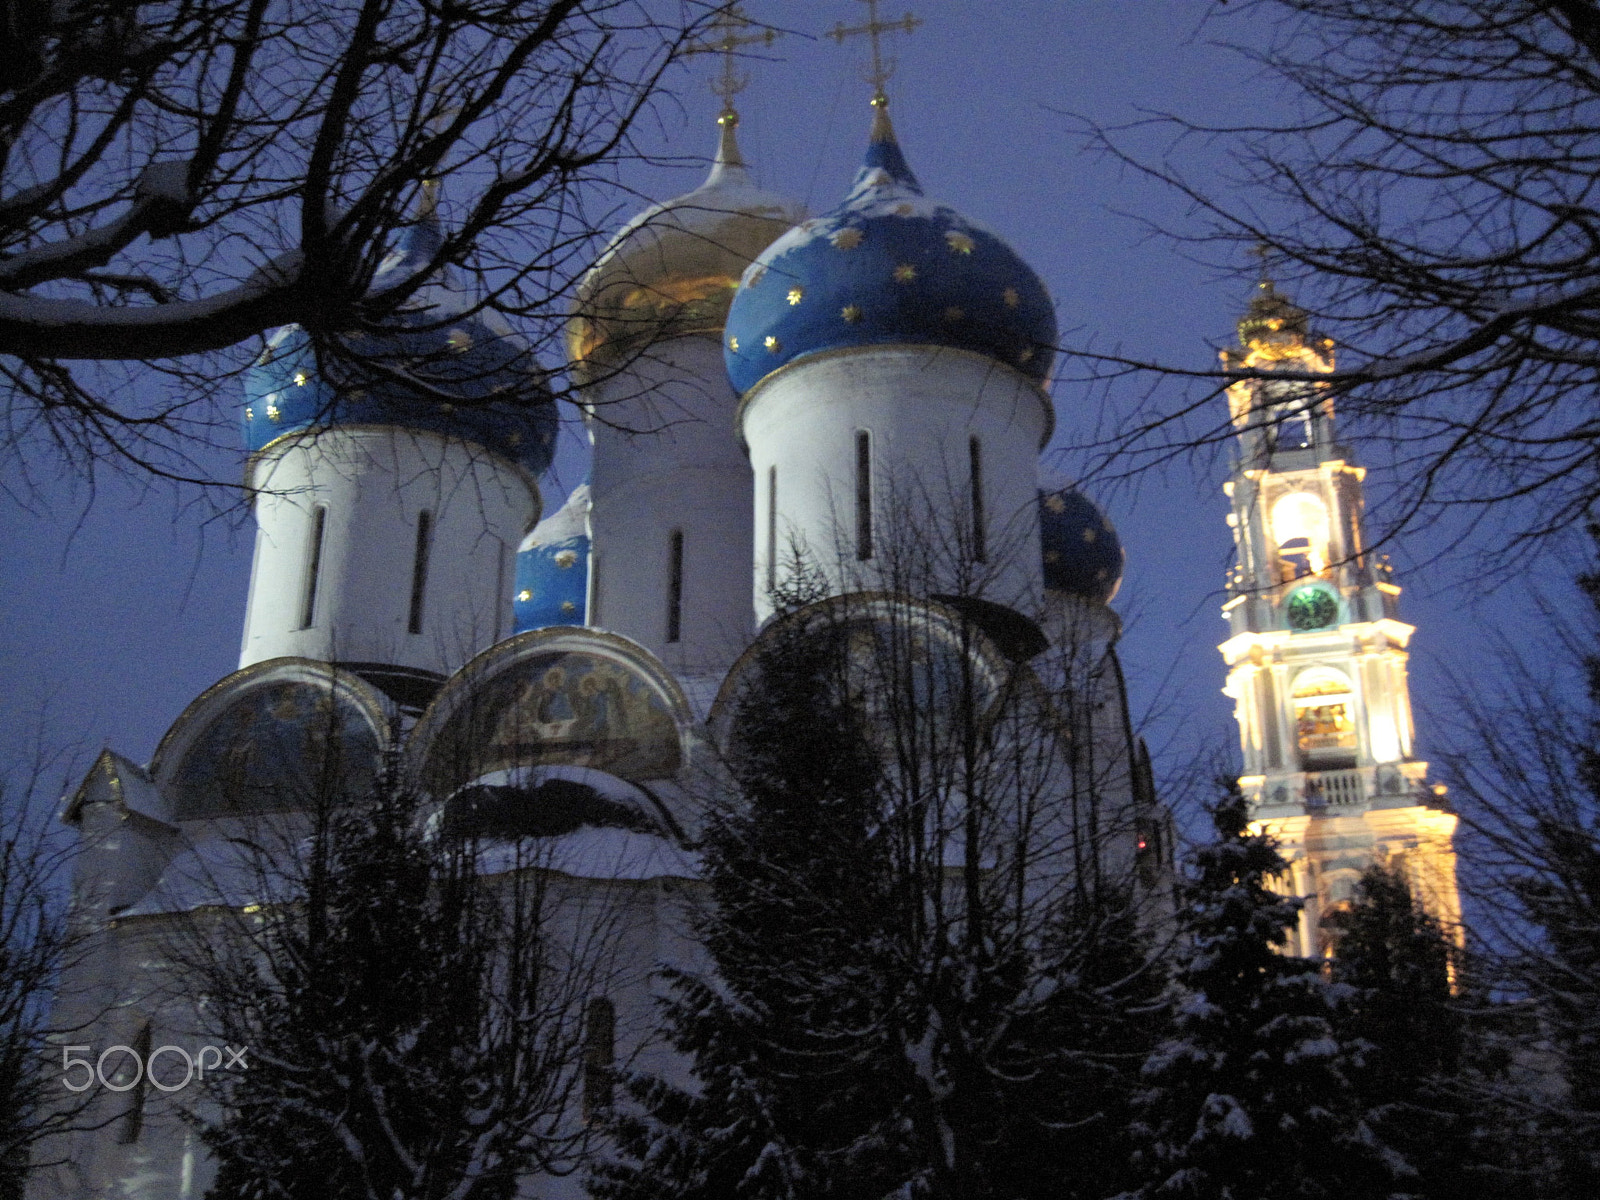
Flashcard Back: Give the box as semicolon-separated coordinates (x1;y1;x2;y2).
1331;864;1493;1200
189;766;598;1200
592;597;909;1200
594;587;1163;1200
1119;783;1393;1200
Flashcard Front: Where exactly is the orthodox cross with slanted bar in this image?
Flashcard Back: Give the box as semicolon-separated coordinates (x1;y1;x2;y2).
684;4;781;126
829;0;921;105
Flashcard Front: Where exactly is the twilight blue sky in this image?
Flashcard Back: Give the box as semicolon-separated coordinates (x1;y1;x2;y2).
0;1;1581;817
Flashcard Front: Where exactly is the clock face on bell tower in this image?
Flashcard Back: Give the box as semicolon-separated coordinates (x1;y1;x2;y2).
1286;583;1339;631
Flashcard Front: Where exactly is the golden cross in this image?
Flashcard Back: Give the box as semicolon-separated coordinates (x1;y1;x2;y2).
829;0;921;105
684;4;780;125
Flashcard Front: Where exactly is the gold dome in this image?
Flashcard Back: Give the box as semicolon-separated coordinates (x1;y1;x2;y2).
567;117;801;378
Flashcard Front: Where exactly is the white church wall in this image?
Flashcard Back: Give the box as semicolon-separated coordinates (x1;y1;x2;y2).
741;345;1050;622
240;428;538;676
585;335;756;679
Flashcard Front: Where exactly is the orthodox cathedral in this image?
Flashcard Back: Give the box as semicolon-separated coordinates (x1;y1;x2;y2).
32;34;1456;1200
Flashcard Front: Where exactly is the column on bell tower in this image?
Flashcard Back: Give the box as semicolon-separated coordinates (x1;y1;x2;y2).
1216;277;1460;958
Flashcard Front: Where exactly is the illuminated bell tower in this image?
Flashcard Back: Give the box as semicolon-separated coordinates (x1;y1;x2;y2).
1218;278;1460;957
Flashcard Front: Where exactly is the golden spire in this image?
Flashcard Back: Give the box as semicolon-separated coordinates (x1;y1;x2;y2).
685;4;780;129
417;84;461;221
829;0;922;108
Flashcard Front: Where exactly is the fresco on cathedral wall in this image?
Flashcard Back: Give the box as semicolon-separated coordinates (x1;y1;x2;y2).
419;648;682;799
166;680;385;820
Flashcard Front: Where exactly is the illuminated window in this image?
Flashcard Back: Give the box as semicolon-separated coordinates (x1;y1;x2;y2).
1292;668;1358;763
1270;491;1330;582
582;996;615;1121
299;506;327;630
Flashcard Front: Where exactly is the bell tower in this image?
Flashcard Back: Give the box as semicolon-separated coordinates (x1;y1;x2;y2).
1217;277;1460;957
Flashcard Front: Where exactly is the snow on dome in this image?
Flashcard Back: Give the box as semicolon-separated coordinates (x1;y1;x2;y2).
723;103;1056;396
566;117;802;380
513;484;591;633
1038;473;1124;605
243;213;558;476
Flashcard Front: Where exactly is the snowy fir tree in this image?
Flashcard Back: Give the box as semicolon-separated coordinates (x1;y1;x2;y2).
1119;783;1394;1200
183;765;601;1200
1328;864;1499;1200
593;586;1163;1200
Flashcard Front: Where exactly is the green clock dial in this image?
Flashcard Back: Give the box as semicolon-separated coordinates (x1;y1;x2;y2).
1286;585;1340;631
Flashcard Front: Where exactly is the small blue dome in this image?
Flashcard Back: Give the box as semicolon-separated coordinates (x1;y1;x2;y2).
1040;483;1124;605
723;105;1056;395
243;218;557;475
513;484;590;633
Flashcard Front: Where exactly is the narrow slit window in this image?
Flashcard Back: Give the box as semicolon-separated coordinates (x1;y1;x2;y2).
767;466;778;594
299;505;327;630
855;430;873;561
969;435;987;563
582;996;616;1122
408;510;433;636
666;530;684;643
588;553;601;626
493;540;508;643
117;1023;152;1144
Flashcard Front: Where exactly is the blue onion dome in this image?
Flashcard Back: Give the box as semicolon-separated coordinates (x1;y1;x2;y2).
513;483;590;632
723;102;1057;396
567;116;802;383
243;210;558;476
1039;474;1124;605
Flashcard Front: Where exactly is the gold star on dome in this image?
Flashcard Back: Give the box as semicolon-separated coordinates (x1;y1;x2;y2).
728;335;740;351
943;306;964;322
842;304;863;323
787;286;804;306
945;231;974;254
1045;494;1066;513
1003;286;1020;308
517;589;532;602
266;404;281;422
1082;528;1097;544
293;371;308;386
1018;346;1034;364
555;549;578;569
446;327;473;352
244;407;253;422
765;335;781;352
1044;550;1061;563
832;227;864;250
440;402;455;413
561;600;577;613
507;432;522;447
893;263;916;283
